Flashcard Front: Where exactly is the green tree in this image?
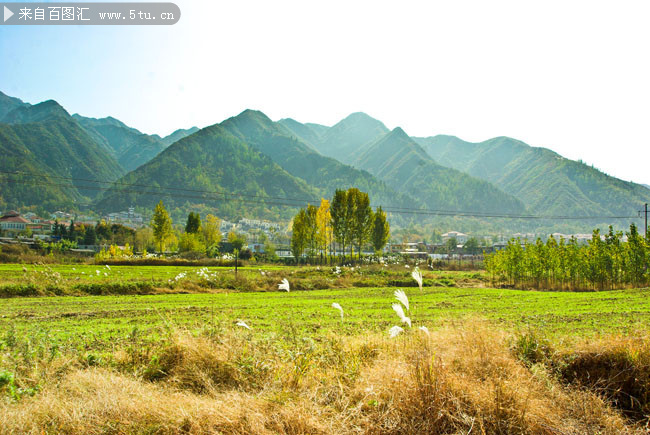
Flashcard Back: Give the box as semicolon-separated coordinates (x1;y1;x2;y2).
371;206;390;254
68;220;75;241
151;200;174;253
202;214;222;248
626;223;647;285
179;232;205;253
464;237;480;255
349;188;372;261
135;227;153;253
185;212;202;234
305;204;319;261
83;225;97;246
330;189;350;262
290;209;307;262
445;237;458;255
227;231;246;275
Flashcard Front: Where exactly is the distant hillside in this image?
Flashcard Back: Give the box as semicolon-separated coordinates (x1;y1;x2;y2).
221;110;412;210
73;116;199;172
155;127;200;147
0;101;124;209
277;118;323;150
414;135;650;216
292;112;389;163
95;124;319;220
353;128;525;214
0;91;29;120
73;115;168;171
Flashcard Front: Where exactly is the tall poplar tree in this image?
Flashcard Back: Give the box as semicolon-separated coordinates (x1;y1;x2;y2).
316;198;332;263
349;188;372;260
330;189;349;261
151;200;174;253
291;208;308;262
371;206;390;253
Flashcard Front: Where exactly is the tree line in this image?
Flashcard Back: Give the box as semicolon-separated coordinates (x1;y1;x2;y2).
290;188;390;263
485;224;649;291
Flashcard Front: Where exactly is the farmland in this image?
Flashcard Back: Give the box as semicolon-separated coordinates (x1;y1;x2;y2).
1;263;650;433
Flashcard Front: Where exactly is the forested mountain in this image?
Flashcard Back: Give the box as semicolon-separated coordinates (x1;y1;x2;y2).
95;124;320;220
73;114;168;171
0;91;29;120
414;135;650;216
277;118;323;150
220;110;412;210
353;128;525;213
155;127;200;147
0;101;125;209
3;88;648;224
290;112;389;163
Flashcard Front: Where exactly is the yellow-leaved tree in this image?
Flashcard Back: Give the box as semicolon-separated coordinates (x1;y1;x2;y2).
202;214;222;247
316;198;332;263
151;200;175;253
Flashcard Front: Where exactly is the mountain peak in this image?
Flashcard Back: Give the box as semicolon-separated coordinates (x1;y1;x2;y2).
0;90;29;120
236;109;272;123
340;112;386;127
389;126;409;139
2;99;69;124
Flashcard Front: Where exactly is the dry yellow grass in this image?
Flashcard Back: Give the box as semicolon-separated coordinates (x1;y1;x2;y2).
0;322;646;434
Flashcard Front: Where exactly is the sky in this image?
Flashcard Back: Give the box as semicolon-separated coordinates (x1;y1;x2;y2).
1;0;649;185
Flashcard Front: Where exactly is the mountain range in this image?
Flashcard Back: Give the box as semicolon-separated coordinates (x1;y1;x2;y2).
413;135;650;217
1;90;649;229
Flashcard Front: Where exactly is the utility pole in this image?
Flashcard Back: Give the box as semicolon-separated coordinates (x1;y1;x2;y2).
645;202;648;240
640;203;649;240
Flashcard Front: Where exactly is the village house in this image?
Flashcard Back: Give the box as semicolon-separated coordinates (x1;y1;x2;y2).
0;211;30;236
441;231;468;244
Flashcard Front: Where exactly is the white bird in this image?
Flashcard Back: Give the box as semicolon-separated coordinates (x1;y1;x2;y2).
389;325;404;338
411;268;423;292
236;320;251;330
105;264;111;270
392;303;411;327
394;289;409;311
331;302;344;319
418;326;430;335
278;278;290;292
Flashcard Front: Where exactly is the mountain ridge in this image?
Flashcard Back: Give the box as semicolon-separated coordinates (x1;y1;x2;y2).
95;123;320;220
414;134;650;217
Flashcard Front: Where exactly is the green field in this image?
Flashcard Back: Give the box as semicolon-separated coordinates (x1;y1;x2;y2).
2;271;649;349
2;262;649;361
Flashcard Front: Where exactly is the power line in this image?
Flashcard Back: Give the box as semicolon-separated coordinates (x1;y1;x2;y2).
0;178;308;209
0;169;314;205
0;171;642;221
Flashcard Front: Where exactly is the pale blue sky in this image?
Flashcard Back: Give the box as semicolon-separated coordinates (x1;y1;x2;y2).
1;0;649;185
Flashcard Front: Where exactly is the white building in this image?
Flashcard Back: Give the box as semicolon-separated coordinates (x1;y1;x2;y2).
441;231;468;244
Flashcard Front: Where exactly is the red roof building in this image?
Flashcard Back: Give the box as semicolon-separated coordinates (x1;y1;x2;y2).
0;211;30;234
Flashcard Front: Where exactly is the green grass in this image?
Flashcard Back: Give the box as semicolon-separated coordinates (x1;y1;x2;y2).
1;263;648;356
0;263;285;281
0;262;484;297
1;284;649;353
